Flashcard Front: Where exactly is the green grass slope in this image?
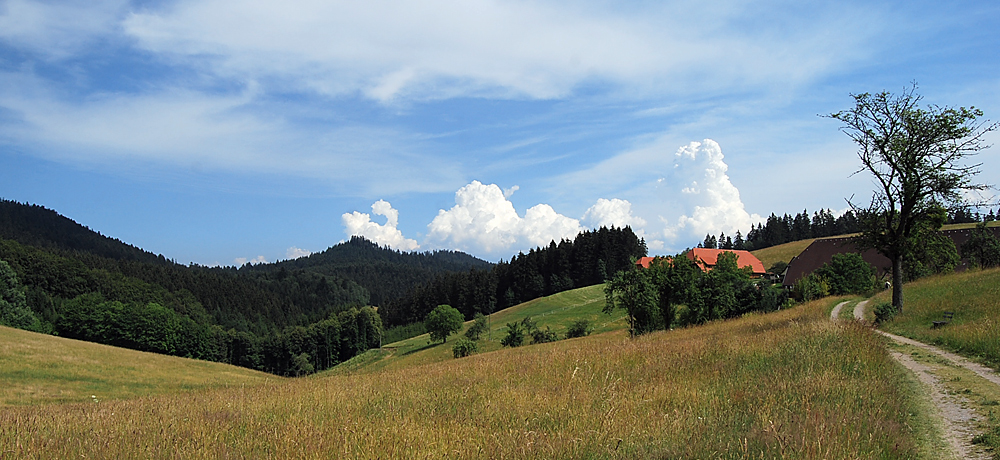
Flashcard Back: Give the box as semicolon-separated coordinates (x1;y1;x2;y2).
875;267;1000;370
0;326;278;406
324;284;627;374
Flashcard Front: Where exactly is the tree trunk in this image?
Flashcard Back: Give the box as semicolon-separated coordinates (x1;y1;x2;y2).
892;253;904;312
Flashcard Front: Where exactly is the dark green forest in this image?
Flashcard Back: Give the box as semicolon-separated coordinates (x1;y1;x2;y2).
379;226;648;327
0;199;489;375
0;199;645;375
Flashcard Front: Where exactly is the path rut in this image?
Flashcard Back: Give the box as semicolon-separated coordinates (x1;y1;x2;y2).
845;300;996;460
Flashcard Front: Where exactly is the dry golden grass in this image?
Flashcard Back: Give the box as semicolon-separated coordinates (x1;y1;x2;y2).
0;325;277;406
2;299;928;459
752;238;817;270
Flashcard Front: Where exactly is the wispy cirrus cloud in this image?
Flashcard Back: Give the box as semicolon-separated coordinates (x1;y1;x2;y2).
121;0;879;102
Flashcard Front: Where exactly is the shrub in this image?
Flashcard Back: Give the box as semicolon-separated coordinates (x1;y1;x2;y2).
757;284;789;312
290;353;314;376
565;319;592;339
792;274;829;302
814;253;876;295
873;301;898;325
452;338;478;358
530;326;559;344
500;322;525;347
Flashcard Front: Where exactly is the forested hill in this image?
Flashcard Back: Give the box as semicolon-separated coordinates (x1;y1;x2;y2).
0;199;169;265
0;199;491;375
0;199;642;375
247;236;493;306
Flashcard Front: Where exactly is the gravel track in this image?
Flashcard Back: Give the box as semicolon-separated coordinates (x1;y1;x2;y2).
845;300;995;459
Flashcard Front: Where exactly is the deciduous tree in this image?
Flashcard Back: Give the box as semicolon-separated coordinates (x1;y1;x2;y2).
424;304;463;343
829;84;996;310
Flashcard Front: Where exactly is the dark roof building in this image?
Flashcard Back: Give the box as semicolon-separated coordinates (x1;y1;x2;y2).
782;226;1000;288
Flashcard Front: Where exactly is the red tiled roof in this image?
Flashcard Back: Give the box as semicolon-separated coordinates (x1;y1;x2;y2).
685;248;766;275
635;256;656;269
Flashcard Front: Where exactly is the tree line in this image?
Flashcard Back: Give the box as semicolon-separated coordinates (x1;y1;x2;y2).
377;226;648;328
697;209;862;252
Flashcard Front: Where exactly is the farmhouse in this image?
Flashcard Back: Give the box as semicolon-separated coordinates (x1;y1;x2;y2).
685;248;767;278
781;226;1000;288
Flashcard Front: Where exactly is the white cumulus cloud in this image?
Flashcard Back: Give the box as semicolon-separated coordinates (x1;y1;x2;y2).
582;198;646;229
342;200;420;251
285;246;312;260
234;255;268;266
663;139;763;243
426;181;583;256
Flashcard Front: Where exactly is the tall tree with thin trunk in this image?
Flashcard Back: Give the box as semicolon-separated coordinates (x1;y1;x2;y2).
828;83;996;310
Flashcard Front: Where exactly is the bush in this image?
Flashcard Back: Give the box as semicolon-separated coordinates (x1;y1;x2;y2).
873;301;898;325
757;284;789;312
792;274;829;302
814;253;876;295
565;319;592;339
530;326;559;344
500;322;525;347
452;338;478;358
290;353;314;376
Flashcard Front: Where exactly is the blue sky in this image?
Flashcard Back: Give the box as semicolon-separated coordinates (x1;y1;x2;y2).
2;0;999;265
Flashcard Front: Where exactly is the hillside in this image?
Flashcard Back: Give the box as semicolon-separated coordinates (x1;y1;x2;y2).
0;325;276;406
0;199;168;265
326;284;628;374
752;238;816;271
0;199;644;376
246;236;493;306
1;297;938;458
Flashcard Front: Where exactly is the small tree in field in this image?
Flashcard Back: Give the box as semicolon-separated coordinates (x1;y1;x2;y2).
465;312;488;341
603;267;660;336
829;84;996;311
424;304;463;344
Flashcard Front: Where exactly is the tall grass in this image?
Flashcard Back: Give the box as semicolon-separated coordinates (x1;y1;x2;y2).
876;267;1000;370
2;299;925;458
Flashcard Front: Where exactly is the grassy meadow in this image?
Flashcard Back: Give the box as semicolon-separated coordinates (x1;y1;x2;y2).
875;267;1000;371
0;325;278;406
2;297;936;459
331;284;628;373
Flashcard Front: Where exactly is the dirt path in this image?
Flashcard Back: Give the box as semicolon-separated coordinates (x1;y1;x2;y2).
852;301;1000;387
849;300;993;460
829;300;851;321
